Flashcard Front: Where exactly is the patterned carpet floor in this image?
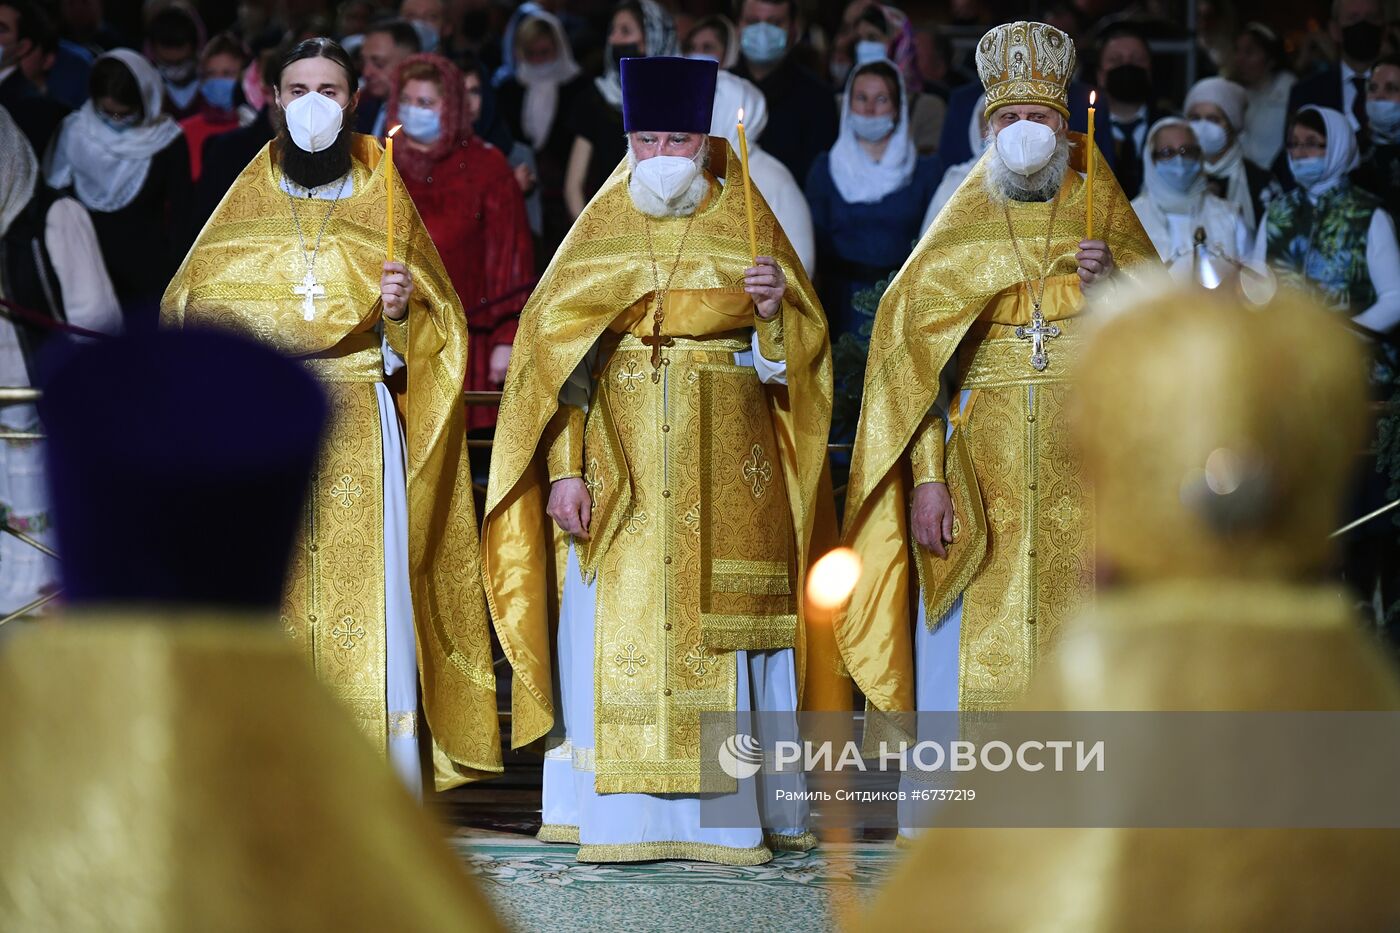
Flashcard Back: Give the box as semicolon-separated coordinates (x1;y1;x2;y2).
449;829;899;933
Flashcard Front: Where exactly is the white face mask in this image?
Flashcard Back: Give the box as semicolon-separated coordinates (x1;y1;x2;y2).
1189;118;1230;158
994;119;1059;176
632;154;701;205
281;90;345;153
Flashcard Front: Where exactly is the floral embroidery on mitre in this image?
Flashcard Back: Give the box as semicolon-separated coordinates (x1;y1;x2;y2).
977;21;1075;119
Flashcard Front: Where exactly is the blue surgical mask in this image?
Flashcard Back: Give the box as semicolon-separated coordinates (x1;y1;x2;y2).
200;76;238;111
1155;155;1202;192
1288;155;1329;189
1367;99;1400;143
848;111;895;142
400;104;442;143
854;40;887;65
741;22;788;65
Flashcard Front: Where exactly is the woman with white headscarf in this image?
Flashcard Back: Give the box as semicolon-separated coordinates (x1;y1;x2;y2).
1184;76;1282;233
496;9;586;257
0;106;120;618
805;58;940;337
709;71;815;276
562;0;677;218
1253;106;1400;338
45;49;191;329
1130;117;1252;280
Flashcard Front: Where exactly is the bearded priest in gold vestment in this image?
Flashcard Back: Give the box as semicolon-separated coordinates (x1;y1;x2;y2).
161;39;501;794
858;285;1400;932
483;56;838;865
838;22;1157;738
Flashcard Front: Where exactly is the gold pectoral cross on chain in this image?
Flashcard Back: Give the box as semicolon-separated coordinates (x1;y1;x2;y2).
640;293;673;383
1015;308;1060;372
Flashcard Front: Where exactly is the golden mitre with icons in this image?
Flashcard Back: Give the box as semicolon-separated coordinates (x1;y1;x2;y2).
976;20;1076;119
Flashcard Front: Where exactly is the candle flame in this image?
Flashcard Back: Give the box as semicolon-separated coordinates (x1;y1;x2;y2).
1089;90;1097;106
387;124;403;138
805;547;863;611
737;107;744;123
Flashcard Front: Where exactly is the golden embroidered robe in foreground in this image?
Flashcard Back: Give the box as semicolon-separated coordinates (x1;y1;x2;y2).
161;136;501;789
0;613;504;931
856;582;1400;932
482;137;841;794
838;134;1158;715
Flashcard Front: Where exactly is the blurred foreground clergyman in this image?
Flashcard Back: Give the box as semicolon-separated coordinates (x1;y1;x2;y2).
0;328;501;932
857;284;1400;932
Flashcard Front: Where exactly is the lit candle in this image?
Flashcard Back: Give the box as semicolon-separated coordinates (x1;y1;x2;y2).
1085;91;1096;241
735;108;759;263
385;124;402;263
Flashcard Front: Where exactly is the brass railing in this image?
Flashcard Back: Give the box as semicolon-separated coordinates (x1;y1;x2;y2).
0;385;1395;626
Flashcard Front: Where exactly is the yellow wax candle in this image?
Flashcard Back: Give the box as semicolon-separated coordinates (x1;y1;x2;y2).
385;124;401;263
1085;91;1096;241
736;108;759;263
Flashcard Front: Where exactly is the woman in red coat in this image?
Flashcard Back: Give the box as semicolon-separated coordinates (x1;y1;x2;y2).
387;53;534;432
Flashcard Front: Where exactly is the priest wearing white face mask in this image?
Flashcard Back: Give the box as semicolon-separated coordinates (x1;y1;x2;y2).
1184;76;1282;234
805;59;941;337
161;38;505;796
484;55;844;866
1131;117;1253;279
838;24;1157;791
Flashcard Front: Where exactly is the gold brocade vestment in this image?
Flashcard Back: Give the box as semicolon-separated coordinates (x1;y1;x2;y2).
482;138;842;795
160;136;502;789
0;614;504;932
837;136;1159;715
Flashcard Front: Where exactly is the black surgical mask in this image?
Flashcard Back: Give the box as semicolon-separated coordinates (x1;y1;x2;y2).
611;42;641;67
1105;64;1153;106
1342;21;1383;62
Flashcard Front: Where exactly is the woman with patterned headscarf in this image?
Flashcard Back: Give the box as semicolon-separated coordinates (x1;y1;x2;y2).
562;0;677;218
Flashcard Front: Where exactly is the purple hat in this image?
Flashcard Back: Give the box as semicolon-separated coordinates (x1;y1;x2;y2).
621;56;718;134
39;328;328;610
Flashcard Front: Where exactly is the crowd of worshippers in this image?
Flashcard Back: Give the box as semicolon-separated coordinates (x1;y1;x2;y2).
8;0;1400;348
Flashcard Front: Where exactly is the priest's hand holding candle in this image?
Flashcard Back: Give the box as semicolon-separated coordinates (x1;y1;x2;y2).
736;107;785;320
1076;91;1116;293
381;124;413;320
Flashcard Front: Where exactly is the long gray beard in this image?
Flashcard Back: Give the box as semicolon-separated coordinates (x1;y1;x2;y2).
626;144;712;218
983;134;1072;203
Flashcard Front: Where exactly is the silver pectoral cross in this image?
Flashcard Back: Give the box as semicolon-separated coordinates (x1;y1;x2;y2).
292;267;326;321
1015;309;1060;372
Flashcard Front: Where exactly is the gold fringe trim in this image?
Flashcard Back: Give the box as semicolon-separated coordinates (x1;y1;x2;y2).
700;613;799;651
765;830;817;852
536;823;580;844
576;840;773;865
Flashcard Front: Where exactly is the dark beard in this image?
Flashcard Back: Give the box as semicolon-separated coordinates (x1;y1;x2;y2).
277;118;355;190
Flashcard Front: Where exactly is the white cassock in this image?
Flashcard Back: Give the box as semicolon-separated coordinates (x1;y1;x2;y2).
540;332;810;858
